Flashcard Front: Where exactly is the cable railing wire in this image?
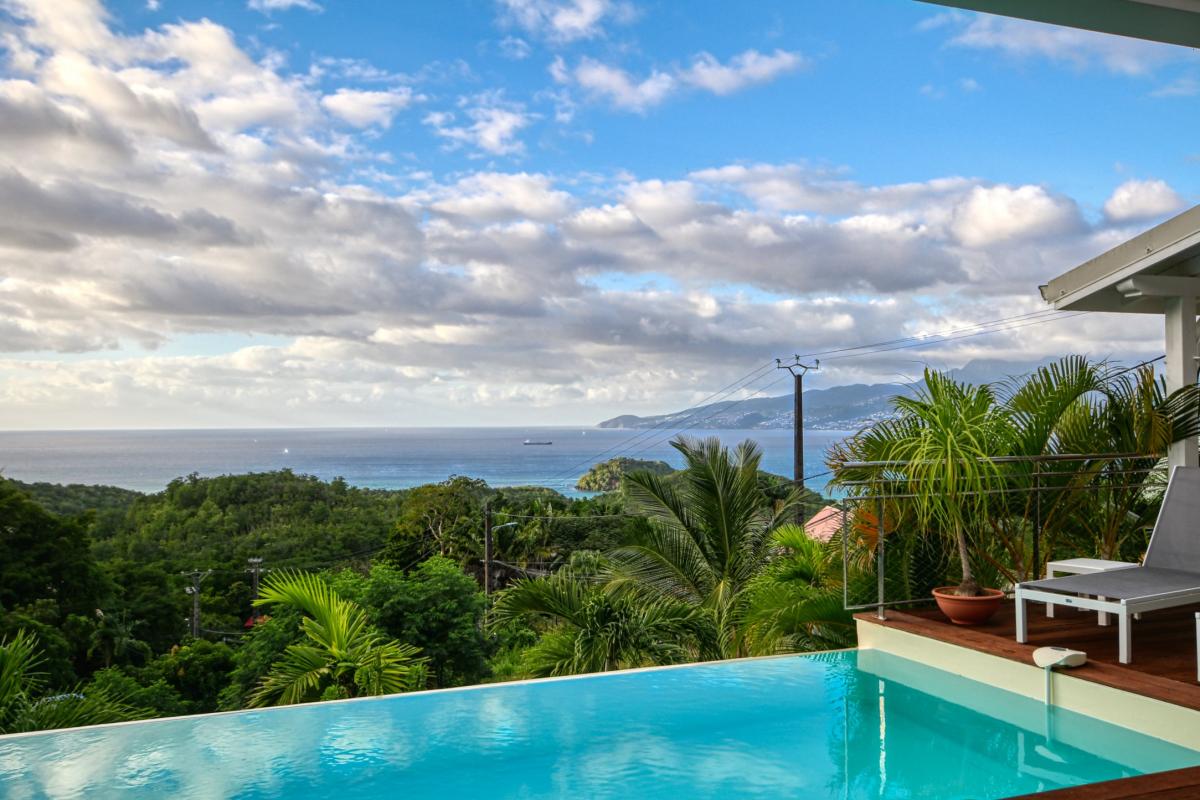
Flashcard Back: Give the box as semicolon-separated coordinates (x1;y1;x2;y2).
832;452;1166;614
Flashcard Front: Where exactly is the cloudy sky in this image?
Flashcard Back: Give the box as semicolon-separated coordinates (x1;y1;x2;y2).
0;0;1197;429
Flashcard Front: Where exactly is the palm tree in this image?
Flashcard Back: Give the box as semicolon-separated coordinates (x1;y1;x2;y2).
1;629;140;734
742;525;855;654
249;571;427;706
491;573;697;676
1050;363;1200;560
493;437;866;675
88;610;151;669
604;436;797;659
861;370;1011;597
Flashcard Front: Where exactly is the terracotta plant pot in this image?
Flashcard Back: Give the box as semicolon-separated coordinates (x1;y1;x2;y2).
932;587;1005;625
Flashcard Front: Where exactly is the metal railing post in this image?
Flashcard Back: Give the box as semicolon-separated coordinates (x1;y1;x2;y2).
1032;459;1042;582
841;497;849;611
876;494;886;620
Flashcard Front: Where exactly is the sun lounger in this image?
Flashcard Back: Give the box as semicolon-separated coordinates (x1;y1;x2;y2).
1015;466;1200;664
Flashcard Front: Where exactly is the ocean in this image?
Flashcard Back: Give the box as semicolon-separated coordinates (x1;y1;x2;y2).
0;427;849;497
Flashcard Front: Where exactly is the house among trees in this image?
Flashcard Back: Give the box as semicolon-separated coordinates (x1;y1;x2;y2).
804;505;845;543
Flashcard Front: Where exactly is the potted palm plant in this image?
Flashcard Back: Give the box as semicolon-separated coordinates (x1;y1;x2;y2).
883;370;1008;625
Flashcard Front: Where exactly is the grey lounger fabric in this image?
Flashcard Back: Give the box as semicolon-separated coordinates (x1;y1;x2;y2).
1021;565;1200;600
1024;465;1200;599
1142;466;1200;570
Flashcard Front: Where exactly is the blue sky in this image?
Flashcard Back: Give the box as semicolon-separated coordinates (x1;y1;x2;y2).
1;0;1198;428
106;0;1200;205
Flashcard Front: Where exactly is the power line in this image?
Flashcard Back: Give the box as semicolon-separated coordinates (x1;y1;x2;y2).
554;311;1083;489
818;312;1087;363
620;372;792;461
1101;355;1165;382
609;314;1090;467
793;309;1066;361
542;360;778;486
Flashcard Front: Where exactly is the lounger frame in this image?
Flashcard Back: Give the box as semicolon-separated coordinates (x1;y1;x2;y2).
1014;466;1200;666
1016;585;1200;664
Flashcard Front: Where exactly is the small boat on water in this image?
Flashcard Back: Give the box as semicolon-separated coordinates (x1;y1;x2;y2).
523;439;553;446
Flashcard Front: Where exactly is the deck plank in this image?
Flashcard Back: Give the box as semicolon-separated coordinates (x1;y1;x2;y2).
1005;765;1200;799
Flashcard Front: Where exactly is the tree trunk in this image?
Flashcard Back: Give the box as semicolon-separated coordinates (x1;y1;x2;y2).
955;526;979;597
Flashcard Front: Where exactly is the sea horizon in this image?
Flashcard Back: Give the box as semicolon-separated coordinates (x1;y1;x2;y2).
0;426;848;497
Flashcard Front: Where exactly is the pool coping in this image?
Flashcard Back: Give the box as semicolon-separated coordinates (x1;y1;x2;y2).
0;648;857;741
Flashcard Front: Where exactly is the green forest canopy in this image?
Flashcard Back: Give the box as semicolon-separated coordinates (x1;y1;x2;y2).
0;452;831;730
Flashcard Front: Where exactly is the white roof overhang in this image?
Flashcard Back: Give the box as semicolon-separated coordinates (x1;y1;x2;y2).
1039;206;1200;314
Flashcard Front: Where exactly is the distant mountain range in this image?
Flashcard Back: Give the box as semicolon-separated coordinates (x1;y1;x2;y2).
598;358;1056;431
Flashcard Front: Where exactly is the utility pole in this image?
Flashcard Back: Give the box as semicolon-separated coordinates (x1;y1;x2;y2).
483;504;493;597
182;569;212;638
482;507;519;597
777;356;819;524
246;557;264;623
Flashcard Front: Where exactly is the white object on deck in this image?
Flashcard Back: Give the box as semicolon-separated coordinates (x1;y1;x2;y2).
1043;558;1137;625
1032;646;1087;670
1033;646;1087;706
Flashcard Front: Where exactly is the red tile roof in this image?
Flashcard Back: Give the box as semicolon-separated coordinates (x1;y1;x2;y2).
805;505;845;542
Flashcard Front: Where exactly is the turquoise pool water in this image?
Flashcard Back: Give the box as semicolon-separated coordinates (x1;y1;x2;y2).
1;650;1197;799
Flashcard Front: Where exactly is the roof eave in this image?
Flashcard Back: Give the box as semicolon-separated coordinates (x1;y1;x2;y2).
1041;205;1200;312
917;0;1200;49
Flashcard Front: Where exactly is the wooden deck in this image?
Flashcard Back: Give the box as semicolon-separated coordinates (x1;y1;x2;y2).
855;600;1200;710
1008;766;1200;799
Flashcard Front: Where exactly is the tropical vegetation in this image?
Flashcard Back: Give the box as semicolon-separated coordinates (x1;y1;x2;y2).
575;457;673;492
2;455;826;731
829;356;1200;600
247;571;427;706
493;437;856;675
0;630;142;734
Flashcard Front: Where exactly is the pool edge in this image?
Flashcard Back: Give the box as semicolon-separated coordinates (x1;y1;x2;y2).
856;618;1200;751
0;647;858;742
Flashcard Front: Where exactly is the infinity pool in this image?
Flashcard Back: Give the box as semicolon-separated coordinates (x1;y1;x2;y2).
1;650;1197;799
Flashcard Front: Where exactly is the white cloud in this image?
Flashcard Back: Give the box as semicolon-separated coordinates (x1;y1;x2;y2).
572;57;674;111
419;172;573;222
248;0;322;12
0;2;1170;428
689;163;973;215
679;49;806;95
1152;76;1200;97
496;0;634;43
1103;179;1184;222
321;87;417;128
950;184;1083;247
948;15;1182;76
424;95;533;156
498;36;532;60
549;55;570;84
558;48;806;112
